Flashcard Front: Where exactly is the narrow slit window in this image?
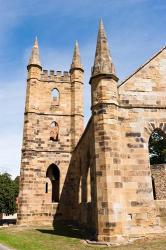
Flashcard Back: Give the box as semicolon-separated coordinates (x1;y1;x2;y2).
45;182;48;193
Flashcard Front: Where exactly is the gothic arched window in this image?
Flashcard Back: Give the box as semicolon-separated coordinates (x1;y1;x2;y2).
149;128;166;165
51;88;59;105
149;128;166;200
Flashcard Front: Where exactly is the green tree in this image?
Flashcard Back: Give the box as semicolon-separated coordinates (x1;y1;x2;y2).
149;129;166;165
0;173;19;215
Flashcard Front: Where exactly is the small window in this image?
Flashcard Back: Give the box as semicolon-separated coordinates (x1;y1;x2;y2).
50;121;59;141
151;177;156;200
45;182;48;193
51;89;59;106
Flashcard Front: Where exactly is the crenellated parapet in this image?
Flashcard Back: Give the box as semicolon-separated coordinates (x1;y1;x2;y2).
41;70;70;82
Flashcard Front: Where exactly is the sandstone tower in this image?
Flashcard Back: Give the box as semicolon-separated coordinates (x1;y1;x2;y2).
18;38;84;225
18;20;166;242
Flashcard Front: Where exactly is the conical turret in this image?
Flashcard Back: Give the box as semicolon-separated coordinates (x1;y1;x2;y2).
70;40;83;72
92;19;115;76
27;37;42;69
70;41;84;149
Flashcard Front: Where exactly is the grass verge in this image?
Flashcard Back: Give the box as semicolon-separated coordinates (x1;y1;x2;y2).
0;224;166;250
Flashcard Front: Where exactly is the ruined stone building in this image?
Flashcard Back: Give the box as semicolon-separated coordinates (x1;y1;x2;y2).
18;20;166;241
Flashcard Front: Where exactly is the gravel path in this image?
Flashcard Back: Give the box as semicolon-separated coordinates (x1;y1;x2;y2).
0;244;13;250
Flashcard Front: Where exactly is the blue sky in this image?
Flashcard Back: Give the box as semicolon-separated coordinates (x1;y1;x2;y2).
0;0;165;177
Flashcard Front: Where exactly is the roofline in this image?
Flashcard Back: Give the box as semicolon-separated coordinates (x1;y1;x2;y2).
118;45;166;88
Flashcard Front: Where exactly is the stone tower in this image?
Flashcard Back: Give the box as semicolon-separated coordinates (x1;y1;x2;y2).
17;38;84;225
89;19;122;240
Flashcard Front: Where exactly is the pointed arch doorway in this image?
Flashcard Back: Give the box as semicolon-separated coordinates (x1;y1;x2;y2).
46;164;60;203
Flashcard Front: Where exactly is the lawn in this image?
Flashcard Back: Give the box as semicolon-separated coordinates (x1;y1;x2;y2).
0;223;166;250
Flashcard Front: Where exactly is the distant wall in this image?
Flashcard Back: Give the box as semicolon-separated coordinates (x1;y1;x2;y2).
151;164;166;200
2;213;17;219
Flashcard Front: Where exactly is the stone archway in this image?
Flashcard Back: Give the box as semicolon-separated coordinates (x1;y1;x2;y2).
144;122;166;139
46;164;60;203
145;123;166;200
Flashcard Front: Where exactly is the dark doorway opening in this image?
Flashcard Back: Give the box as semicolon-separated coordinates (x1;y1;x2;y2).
46;164;60;202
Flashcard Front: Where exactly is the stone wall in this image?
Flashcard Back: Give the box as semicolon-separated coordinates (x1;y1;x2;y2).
117;47;166;237
151;164;166;200
155;200;166;227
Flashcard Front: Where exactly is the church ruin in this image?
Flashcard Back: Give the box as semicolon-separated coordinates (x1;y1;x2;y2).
18;20;166;241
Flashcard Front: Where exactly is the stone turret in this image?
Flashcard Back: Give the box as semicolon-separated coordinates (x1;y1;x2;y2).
70;41;84;149
27;37;42;79
90;19;118;107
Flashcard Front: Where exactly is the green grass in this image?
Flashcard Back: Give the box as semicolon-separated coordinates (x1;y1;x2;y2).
0;224;166;250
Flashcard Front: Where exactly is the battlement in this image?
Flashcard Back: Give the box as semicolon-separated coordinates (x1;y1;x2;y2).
41;69;70;82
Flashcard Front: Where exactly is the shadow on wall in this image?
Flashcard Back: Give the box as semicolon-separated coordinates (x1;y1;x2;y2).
51;121;96;240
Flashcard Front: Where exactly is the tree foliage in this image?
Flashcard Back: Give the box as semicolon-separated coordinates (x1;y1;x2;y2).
149;129;166;165
0;173;19;215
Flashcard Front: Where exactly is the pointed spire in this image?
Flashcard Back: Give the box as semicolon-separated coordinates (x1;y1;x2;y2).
91;19;115;76
28;37;42;68
70;40;83;71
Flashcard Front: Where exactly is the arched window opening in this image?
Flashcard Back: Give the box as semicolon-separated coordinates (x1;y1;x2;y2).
79;176;82;204
51;88;59;105
87;168;91;203
50;121;59;141
149;128;166;200
149;128;166;165
82;166;91;203
46;164;60;203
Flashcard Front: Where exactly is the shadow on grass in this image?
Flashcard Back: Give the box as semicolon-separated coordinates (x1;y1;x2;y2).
36;221;89;240
0;219;16;226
